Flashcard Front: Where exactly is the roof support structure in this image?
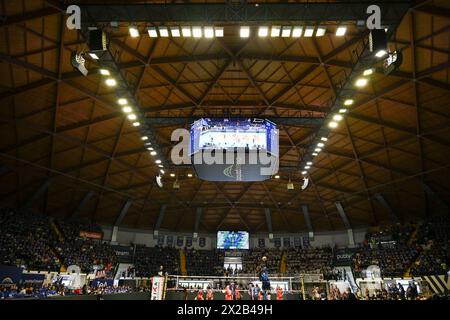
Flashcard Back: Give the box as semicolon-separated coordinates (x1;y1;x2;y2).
194;207;202;238
71;191;95;219
264;208;273;237
422;183;450;213
79;2;410;25
153;204;167;235
335;201;355;247
301;205;314;239
374;194;400;223
20;179;52;210
114;199;133;227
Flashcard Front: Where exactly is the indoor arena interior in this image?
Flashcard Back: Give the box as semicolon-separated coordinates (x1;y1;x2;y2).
0;0;449;304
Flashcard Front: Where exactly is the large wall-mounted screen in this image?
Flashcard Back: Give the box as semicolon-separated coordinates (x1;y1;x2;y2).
190;118;278;156
217;231;249;250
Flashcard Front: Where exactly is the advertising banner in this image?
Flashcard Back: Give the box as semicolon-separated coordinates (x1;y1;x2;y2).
79;231;103;240
0;266;23;285
91;279;114;288
151;277;165;300
21;273;46;285
176;236;184;247
258;238;266;248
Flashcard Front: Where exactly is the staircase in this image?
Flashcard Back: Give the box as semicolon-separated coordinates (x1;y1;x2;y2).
279;251;287;274
50;219;64;242
334;266;359;293
179;249;187;276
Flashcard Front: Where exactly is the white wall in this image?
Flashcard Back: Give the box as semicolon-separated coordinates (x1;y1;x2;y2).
101;225;367;250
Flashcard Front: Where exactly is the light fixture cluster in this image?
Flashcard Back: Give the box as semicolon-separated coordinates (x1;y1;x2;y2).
127;25;348;39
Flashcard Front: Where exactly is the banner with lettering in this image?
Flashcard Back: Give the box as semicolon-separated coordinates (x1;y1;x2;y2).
258;238;266;248
151;277;165;300
176;236;184;247
186;236;193;248
274;238;281;248
79;231;102;240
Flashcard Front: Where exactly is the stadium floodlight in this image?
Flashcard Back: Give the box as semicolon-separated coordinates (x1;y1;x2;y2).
301;171;308;175
363;68;374;76
127;114;137;121
274;175;280;179
159;26;169;37
148;27;158;38
328;121;338;129
240;26;250;38
88;53;100;60
187;173;193;178
336;26;347;37
122;106;133;113
321;137;328;142
355;78;368;88
304;26;315;37
105;78;117;87
258;26;269;37
214;27;224;37
132;122;140;127
339;108;348;113
333;114;343;121
316;26;326;37
141;136;148;141
304;166;311;170
292;26;303;38
317;143;325;148
147;147;154;151
258;26;269;38
129;26;140;38
150;151;157;156
312;153;318;156
99;69;110;76
158;165;164;168
155;160;162;164
118;98;128;105
170;173;176;178
181;26;192;37
315;148;322;152
344;99;354;106
281;26;292;38
192;26;202;38
306;162;313;166
271;26;281;37
160;169;165;175
376;50;388;58
204;26;214;38
170;26;180;37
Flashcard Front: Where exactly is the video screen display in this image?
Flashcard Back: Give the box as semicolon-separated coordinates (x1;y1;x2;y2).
217;231;249;250
190;118;278;155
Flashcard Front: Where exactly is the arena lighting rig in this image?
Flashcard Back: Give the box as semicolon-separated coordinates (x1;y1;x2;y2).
69;1;408;187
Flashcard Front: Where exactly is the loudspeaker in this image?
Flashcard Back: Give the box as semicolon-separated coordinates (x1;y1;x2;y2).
88;29;107;52
369;29;387;54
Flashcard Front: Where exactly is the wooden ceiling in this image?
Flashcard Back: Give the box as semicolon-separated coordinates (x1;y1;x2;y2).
0;0;449;234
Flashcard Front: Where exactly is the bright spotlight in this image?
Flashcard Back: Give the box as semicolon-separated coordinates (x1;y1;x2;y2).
292;26;303;38
150;151;157;156
127;114;137;121
328;121;338;129
170;27;180;37
274;175;280;179
170;173;176;178
141;136;148;141
240;26;250;38
312;153;318;156
304;27;315;37
105;78;117;87
204;26;214;38
132;122;140;127
376;50;388;58
214;27;224;38
118;98;128;105
339;108;348;114
148;27;158;38
258;26;269;37
363;68;374;76
159;26;169;37
88;53;100;60
129;26;140;38
301;171;307;175
155;160;162;164
336;26;347;37
192;26;202;38
344;99;354;106
317;143;325;148
333;114;344;121
304;166;311;170
122;106;133;113
321;137;328;142
355;78;368;88
181;26;192;37
281;26;292;38
315;148;322;152
271;26;281;37
316;26;326;37
306;162;313;166
187;173;193;178
99;69;110;76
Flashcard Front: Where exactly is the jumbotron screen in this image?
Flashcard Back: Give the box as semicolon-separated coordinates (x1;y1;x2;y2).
217;231;249;250
190;118;279;155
